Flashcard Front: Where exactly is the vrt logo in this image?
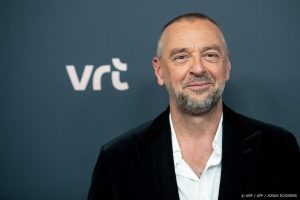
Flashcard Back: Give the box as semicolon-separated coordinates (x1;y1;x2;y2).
66;58;129;91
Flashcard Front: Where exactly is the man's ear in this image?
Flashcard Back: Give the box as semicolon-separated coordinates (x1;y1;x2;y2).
225;59;231;81
152;57;165;86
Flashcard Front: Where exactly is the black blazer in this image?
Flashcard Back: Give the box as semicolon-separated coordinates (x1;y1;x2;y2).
88;105;300;200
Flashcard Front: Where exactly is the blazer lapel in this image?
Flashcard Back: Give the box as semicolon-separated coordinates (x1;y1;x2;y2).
218;105;262;200
134;108;180;200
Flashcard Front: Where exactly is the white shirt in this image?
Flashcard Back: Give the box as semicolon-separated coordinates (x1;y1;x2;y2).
170;114;223;200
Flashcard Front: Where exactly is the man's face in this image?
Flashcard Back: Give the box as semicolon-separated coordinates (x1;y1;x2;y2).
153;19;231;115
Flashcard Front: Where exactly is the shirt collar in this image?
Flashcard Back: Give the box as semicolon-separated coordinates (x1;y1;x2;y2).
169;113;223;165
213;115;223;155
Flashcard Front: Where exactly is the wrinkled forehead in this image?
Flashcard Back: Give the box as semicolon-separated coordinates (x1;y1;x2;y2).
160;19;226;54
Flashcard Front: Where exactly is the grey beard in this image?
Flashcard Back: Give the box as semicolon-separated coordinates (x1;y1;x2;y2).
168;83;225;115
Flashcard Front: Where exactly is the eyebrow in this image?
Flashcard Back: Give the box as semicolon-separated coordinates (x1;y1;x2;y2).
168;44;222;59
200;44;222;53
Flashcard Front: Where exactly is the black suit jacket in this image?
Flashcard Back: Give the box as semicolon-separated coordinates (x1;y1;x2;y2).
88;105;300;200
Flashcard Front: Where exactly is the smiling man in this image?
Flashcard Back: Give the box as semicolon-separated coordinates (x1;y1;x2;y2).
88;13;299;200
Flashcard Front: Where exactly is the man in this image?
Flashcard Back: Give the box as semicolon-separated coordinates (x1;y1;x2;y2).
88;13;299;200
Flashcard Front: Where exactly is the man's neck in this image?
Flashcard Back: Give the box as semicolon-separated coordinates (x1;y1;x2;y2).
170;100;223;141
169;100;223;177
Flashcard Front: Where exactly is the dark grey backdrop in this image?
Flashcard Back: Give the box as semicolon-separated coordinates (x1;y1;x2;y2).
1;0;299;199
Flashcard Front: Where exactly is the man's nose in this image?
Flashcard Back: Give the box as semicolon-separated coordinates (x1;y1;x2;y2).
189;55;206;75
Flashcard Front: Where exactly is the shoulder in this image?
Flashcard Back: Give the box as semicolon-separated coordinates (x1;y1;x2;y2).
224;104;298;146
101;120;152;154
101;107;170;155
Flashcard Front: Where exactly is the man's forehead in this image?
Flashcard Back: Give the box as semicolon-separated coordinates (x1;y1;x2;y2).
161;19;224;51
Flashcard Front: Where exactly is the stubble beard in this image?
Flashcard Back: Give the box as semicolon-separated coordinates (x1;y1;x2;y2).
166;81;226;115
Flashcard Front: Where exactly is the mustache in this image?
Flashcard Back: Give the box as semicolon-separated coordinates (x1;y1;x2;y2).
182;73;215;87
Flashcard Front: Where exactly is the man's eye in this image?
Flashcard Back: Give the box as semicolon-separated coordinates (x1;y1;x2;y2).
173;55;189;63
203;52;221;62
205;53;218;57
175;55;187;60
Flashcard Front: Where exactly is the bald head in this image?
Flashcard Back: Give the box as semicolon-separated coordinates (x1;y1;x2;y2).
156;13;228;59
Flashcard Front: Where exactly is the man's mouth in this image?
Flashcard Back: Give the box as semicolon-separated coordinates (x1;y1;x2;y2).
184;81;213;90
